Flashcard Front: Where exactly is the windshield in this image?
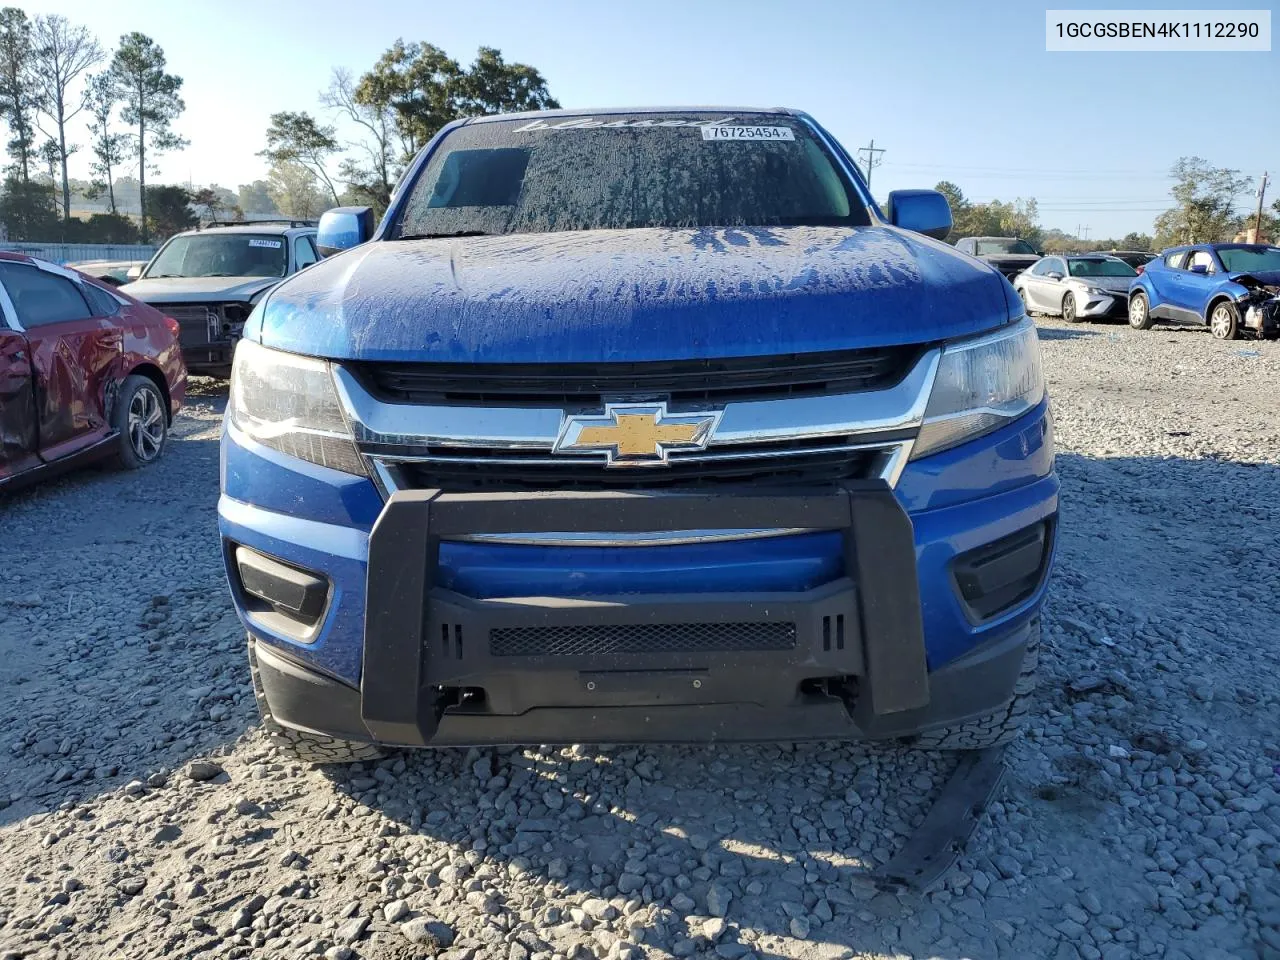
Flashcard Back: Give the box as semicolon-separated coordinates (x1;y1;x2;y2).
393;114;869;237
1069;258;1137;278
1216;246;1280;273
145;234;287;279
975;239;1037;256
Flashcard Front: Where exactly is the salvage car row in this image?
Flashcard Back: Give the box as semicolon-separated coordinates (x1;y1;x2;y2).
958;236;1280;340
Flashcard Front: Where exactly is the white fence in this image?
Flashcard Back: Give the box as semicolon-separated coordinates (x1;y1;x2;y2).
0;242;157;265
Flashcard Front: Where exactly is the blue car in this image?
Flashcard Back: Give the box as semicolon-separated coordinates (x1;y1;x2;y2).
219;108;1057;763
1127;243;1280;339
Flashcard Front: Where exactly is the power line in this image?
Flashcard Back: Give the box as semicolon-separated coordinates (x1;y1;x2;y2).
856;139;886;189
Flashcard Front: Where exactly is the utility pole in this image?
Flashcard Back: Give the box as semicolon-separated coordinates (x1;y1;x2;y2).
856;139;886;189
1254;171;1269;242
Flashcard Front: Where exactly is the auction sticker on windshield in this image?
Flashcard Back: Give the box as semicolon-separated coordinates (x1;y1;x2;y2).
248;239;283;248
701;126;795;141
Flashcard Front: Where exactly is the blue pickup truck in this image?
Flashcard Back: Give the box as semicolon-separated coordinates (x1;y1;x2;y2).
219;108;1058;763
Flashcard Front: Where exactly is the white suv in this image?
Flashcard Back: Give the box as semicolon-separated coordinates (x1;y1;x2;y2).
121;221;320;376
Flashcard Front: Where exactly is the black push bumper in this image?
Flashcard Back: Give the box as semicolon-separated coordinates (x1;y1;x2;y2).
255;483;1032;747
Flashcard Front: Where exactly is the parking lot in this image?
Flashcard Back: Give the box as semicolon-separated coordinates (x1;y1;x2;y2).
2;318;1279;960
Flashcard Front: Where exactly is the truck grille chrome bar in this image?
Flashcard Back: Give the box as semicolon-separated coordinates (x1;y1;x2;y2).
334;348;938;524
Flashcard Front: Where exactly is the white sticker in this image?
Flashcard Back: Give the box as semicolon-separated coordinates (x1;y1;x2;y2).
248;238;283;248
701;126;795;142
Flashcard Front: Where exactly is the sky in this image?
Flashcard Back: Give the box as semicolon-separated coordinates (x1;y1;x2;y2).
13;0;1280;239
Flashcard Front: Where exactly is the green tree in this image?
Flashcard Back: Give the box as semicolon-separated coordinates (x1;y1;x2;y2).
455;46;558;116
145;183;195;239
83;72;130;214
1120;232;1153;251
355;40;461;156
0;7;36;184
266;160;327;219
190;186;223;222
237;179;279;216
30;14;103;222
261;111;340;204
1152;157;1250;248
324;41;559;215
0;176;56;238
109;32;187;242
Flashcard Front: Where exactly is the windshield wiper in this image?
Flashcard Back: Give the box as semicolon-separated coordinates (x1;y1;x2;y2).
398;230;492;240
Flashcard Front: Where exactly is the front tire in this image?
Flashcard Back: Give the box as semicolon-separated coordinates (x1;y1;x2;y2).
1017;285;1033;316
911;620;1039;751
1061;291;1080;323
1128;291;1154;330
248;639;388;765
113;375;168;469
1209;301;1240;340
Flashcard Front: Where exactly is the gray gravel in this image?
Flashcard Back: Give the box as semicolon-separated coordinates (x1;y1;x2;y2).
2;324;1279;960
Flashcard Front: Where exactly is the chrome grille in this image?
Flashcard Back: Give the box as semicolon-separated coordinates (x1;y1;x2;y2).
391;438;894;492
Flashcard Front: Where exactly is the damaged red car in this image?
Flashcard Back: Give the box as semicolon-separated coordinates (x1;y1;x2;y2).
0;253;186;490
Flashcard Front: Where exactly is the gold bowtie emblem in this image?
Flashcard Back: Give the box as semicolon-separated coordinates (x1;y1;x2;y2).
554;403;721;467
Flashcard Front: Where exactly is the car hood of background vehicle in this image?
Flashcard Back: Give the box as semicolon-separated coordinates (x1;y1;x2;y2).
1229;270;1280;288
984;255;1040;266
249;226;1014;363
1071;275;1132;291
119;275;279;303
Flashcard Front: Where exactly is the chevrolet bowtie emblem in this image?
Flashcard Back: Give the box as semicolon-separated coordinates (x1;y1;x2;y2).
553;403;722;467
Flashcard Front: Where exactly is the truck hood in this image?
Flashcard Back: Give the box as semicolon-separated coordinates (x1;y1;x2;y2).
120;275;280;303
249;226;1015;363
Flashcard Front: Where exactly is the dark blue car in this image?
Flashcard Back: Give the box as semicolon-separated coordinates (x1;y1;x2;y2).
219;108;1057;763
1128;243;1280;339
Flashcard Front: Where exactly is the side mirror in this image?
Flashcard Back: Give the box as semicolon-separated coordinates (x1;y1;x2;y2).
884;189;952;241
1045;271;1063;280
126;264;143;281
317;206;376;257
1189;263;1208;274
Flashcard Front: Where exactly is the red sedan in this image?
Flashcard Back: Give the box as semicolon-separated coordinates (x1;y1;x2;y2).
0;252;187;490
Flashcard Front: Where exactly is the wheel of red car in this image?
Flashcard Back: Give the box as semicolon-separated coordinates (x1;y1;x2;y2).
1209;301;1239;341
1061;291;1079;323
1128;291;1154;330
114;375;168;469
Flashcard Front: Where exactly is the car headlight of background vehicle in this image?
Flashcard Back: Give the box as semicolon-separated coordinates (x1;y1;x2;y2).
911;318;1045;459
228;338;366;476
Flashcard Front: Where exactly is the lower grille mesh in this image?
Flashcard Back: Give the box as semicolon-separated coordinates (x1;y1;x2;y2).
489;621;797;657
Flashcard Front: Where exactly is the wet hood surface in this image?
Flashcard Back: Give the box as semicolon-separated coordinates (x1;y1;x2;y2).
249;226;1015;363
121;276;280;303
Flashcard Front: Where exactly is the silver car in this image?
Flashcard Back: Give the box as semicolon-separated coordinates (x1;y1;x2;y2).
1013;254;1138;323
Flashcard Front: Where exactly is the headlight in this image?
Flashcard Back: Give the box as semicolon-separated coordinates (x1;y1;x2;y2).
228;339;366;475
1083;285;1105;296
911;318;1045;459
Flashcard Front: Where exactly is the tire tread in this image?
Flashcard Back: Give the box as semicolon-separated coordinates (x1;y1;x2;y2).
911;619;1040;751
247;639;387;765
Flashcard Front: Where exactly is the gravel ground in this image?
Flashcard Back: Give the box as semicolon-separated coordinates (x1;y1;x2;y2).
2;320;1279;960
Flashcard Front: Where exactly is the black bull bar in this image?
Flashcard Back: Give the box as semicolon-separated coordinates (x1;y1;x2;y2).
360;482;930;746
